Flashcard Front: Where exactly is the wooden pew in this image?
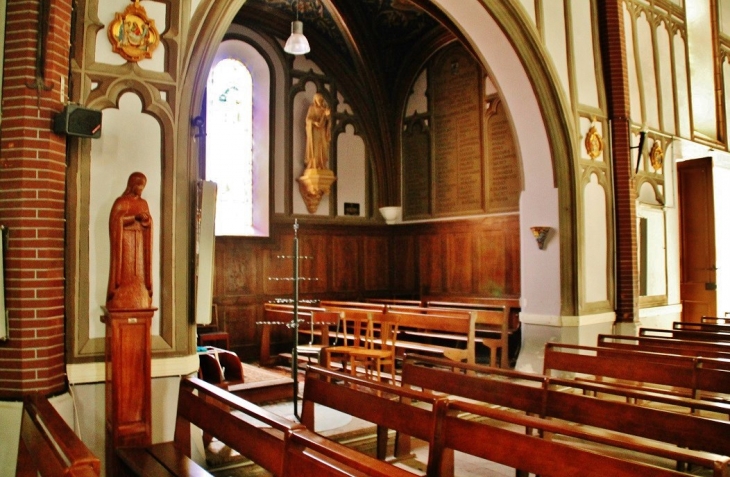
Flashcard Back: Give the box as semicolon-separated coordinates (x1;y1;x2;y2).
118;376;414;477
543;342;730;402
402;353;730;473
703;316;729;324
305;359;730;477
426;301;516;368
598;333;730;361
16;393;101;477
640;327;730;342
300;364;452;472
366;297;424;307
283;428;416;477
428;398;720;477
117;376;299;476
384;307;476;365
320;301;477;366
673;321;730;332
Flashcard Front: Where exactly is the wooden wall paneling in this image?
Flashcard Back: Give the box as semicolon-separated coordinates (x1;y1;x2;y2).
445;232;473;293
392;234;417;293
264;235;294;296
363;235;390;291
507;225;521;295
300;234;329;294
330;235;360;292
224;304;262;360
474;230;507;295
217;237;262;296
419;234;444;295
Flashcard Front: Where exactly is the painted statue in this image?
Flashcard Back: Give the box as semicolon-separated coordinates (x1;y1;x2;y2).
304;93;331;170
106;171;153;310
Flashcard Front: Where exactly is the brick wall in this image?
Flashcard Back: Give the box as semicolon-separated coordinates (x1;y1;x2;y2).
0;0;72;398
598;1;639;322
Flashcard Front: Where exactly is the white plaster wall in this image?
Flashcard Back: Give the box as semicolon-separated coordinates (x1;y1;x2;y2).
336;125;367;217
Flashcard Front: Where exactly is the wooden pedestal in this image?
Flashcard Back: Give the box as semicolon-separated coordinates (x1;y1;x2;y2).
103;307;156;476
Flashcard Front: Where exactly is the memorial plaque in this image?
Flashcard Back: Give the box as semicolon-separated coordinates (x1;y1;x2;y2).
432;45;485;216
402;119;431;217
486;100;521;212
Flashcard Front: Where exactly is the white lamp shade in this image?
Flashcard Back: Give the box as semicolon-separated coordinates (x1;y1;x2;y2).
284;21;310;55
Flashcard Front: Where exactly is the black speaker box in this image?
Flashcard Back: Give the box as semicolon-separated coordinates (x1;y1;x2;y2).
53;104;102;138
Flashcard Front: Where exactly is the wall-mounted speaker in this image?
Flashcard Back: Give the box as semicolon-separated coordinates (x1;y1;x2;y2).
53;104;102;138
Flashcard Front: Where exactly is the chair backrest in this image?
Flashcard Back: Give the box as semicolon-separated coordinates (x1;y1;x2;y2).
336;310;375;348
372;313;399;356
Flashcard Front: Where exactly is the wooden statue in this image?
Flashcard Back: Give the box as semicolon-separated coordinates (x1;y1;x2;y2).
304;93;331;170
106;171;153;310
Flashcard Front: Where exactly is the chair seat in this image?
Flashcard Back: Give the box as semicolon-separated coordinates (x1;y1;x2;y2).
322;311;399;384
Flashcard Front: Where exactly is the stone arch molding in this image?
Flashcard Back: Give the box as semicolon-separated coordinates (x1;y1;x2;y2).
183;0;578;316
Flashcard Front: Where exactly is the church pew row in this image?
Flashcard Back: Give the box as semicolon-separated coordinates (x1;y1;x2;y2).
673;321;730;332
598;333;730;360
301;365;726;477
400;353;730;473
640;327;730;342
703;316;729;324
300;363;451;468
326;299;520;367
117;376;415;477
16;392;101;477
366;297;520;367
543;342;730;403
430;399;704;477
319;301;477;365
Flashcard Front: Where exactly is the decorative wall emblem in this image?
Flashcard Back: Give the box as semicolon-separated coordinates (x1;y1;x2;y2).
584;125;603;160
108;0;160;62
649;141;664;171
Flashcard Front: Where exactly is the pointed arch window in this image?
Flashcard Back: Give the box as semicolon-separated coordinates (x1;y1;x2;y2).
205;40;270;237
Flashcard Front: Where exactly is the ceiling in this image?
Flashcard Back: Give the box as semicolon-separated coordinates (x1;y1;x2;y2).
234;0;462;94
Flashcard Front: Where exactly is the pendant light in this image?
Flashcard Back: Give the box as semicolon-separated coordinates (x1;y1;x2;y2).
284;1;310;55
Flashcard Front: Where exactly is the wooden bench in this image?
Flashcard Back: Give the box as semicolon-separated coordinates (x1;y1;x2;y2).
321;301;477;366
402;353;730;474
282;427;417;477
673;321;730;332
304;360;730;477
16;392;101;477
703;316;730;324
384;307;476;365
543;342;730;403
640;327;730;342
300;364;453;473
118;376;415;477
425;300;517;367
429;398;710;477
598;333;730;360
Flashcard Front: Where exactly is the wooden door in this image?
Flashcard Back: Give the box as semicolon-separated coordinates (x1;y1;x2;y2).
677;157;717;322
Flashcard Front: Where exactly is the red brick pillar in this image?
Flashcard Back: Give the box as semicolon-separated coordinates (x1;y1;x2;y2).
598;1;639;323
0;0;72;398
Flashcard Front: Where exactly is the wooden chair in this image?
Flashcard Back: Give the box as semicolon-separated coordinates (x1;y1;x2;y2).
321;309;374;374
348;313;400;384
